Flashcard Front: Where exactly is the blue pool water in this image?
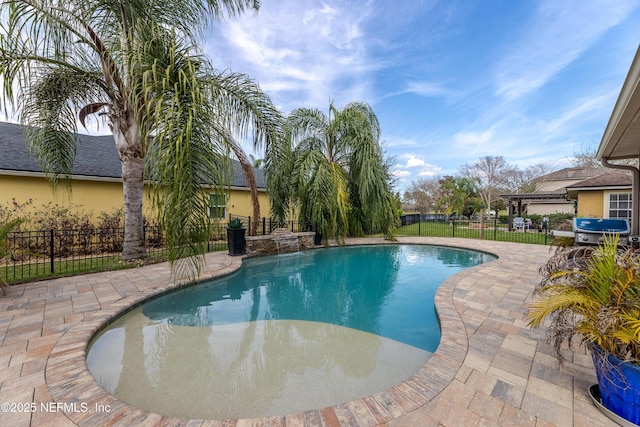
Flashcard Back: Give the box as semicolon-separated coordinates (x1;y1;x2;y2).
143;244;493;351
87;244;494;418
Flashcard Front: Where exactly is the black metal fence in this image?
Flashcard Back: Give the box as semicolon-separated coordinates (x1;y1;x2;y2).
229;214;318;235
397;216;552;245
2;225;229;283
1;214;556;284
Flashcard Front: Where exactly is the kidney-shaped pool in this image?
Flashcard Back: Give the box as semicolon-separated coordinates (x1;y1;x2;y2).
87;244;494;419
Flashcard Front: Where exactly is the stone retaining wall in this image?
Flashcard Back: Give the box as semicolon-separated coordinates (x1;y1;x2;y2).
245;230;317;257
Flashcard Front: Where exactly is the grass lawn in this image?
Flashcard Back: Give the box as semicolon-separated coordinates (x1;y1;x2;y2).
397;221;551;245
2;244;228;284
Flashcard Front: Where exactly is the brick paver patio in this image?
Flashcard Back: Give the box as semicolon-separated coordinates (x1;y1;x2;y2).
0;237;615;426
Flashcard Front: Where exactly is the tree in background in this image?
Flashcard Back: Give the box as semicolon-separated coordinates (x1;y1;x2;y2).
405;157;558;219
571;142;637;170
0;0;282;277
436;176;483;219
504;162;557;194
460;156;516;213
403;176;441;214
249;154;264;169
266;101;397;243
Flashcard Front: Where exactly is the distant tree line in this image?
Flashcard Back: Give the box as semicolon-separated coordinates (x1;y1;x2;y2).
403;156;556;219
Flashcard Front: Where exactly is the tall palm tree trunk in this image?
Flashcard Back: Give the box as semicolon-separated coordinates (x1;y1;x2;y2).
229;140;260;236
114;123;146;261
121;155;146;260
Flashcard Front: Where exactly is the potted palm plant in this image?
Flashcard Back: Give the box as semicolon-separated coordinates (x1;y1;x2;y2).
226;217;245;256
526;235;640;425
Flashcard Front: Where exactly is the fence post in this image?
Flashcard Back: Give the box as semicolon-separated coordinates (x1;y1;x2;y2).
452;220;455;237
262;217;266;235
50;229;54;273
207;224;210;252
418;219;421;236
494;218;497;241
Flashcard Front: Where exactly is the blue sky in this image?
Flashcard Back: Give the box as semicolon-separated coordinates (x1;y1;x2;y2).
202;0;640;191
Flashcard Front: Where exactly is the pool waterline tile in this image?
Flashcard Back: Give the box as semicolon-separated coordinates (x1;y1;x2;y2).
0;237;615;426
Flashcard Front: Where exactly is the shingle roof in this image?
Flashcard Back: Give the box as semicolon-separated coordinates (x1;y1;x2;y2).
498;192;568;201
536;166;602;181
566;172;632;189
0;121;265;188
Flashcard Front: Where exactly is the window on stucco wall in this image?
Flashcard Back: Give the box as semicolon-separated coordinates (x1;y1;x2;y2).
209;194;227;219
609;193;632;220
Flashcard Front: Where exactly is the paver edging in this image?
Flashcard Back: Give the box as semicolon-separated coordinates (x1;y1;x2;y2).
44;238;509;426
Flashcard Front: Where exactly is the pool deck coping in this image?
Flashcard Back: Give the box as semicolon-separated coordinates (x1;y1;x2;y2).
0;237;615;426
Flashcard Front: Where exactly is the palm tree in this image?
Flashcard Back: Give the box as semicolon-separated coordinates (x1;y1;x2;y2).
266;101;397;243
0;0;281;275
436;176;483;219
249;154;264;169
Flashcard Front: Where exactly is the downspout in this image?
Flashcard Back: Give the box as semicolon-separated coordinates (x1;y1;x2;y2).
601;158;640;236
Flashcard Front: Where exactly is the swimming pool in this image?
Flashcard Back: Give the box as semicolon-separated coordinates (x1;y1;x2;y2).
87;244;494;419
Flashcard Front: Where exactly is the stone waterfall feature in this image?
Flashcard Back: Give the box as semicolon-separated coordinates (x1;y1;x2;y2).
244;228;318;257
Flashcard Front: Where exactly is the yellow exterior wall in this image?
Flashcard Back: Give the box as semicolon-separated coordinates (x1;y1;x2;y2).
576;191;604;218
0;175;125;220
223;188;271;221
576;189;634;219
0;174;270;224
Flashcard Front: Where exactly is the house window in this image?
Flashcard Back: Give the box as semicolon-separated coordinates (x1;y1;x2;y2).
209;194;226;219
609;193;632;220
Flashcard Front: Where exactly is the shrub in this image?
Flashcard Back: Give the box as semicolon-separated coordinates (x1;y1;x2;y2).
97;208;124;253
526;235;640;363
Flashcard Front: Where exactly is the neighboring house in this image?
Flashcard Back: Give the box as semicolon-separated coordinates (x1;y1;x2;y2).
565;172;632;220
0;122;269;222
500;167;601;220
527;167;606;215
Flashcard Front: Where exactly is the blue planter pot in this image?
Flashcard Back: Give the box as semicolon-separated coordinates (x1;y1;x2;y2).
591;346;640;425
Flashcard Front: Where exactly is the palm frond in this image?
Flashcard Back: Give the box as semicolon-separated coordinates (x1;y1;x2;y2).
273;101;398;241
527;236;640;363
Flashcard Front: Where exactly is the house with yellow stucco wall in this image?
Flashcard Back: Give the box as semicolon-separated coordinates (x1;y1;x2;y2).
0;122;269;223
565;172;632;220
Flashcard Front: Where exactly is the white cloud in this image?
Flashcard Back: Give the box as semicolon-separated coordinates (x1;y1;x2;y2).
543;92;614;135
494;0;637;100
392;156;442;186
418;166;441;177
393;170;411;178
406;157;425;168
383;134;419;148
404;81;448;97
453;128;494;146
302;4;338;25
204;1;380;112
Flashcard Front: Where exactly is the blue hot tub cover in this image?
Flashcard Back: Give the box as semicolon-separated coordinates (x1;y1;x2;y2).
573;218;630;234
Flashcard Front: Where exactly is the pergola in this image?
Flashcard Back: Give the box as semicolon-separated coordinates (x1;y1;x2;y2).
500;192;570;231
596;45;640;237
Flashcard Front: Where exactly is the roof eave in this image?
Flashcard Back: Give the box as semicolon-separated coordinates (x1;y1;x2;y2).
597;45;640;161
